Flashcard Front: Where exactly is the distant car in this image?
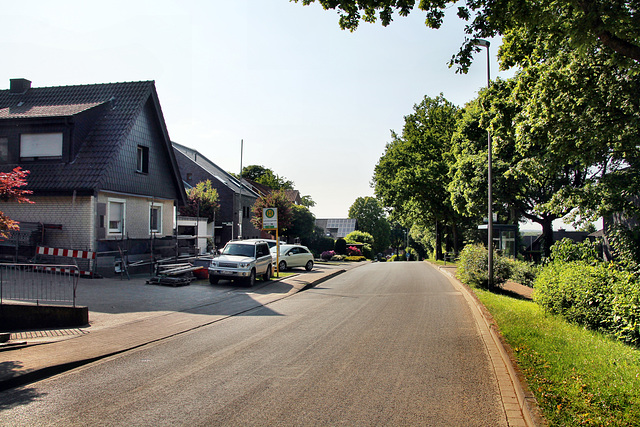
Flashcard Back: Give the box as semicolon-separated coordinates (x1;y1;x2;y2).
271;244;314;272
208;240;273;286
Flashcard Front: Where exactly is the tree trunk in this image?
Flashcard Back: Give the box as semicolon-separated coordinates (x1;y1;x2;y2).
435;221;443;260
541;217;554;259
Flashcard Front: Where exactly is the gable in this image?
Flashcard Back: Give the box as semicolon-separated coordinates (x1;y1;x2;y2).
0;80;185;205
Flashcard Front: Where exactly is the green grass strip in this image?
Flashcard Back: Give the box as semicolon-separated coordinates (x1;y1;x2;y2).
474;288;640;426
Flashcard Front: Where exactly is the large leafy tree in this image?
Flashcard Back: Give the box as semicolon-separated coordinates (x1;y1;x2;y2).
250;190;294;236
287;204;316;243
0;167;33;238
241;165;294;191
292;0;640;71
372;95;461;259
179;180;220;222
348;196;390;253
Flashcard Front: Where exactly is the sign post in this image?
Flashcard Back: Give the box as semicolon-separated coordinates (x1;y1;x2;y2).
262;208;279;277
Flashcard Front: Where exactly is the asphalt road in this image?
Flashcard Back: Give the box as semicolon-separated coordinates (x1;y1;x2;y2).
0;262;506;426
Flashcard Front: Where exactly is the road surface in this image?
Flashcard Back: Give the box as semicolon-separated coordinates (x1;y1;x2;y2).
0;262;506;426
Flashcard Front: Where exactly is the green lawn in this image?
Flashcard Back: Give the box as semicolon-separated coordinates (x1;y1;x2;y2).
474;288;640;426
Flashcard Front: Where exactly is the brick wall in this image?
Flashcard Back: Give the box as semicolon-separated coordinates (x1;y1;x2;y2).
0;195;94;250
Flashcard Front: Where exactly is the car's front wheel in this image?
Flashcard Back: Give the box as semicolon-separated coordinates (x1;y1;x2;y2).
246;269;256;286
209;275;218;285
305;260;313;271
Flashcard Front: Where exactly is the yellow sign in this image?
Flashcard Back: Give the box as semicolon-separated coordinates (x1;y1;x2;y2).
262;208;278;230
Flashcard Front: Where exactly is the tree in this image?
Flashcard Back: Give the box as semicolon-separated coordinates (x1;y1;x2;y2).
0;167;33;238
241;165;294;191
372;95;463;260
300;195;316;208
179;180;219;222
348;196;390;253
287;204;316;243
250;190;294;236
293;0;640;72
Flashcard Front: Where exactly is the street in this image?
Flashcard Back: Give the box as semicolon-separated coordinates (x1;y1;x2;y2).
0;262;507;426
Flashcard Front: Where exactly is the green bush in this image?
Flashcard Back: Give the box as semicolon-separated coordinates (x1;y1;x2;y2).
388;254;407;262
505;259;538;287
457;244;510;288
330;254;345;261
334;238;347;255
534;260;640;345
549;237;601;264
344;255;366;262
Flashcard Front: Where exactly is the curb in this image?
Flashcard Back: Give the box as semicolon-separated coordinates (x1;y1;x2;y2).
436;265;541;427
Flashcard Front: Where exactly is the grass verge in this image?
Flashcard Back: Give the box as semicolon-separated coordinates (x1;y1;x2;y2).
473;288;640;426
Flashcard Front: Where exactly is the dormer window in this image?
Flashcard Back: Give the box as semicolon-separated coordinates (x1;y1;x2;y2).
20;133;63;160
137;145;149;174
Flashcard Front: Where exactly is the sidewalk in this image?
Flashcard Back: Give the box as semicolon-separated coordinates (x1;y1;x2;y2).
0;262;355;391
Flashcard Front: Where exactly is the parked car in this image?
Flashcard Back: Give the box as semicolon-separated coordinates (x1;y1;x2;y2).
243;238;285;249
271;244;314;272
208;240;273;286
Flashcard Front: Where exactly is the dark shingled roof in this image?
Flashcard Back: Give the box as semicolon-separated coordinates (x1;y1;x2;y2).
0;80;165;195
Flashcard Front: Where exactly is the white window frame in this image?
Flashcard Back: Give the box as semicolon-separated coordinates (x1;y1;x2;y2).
107;198;126;235
20;133;63;159
149;202;163;234
137;145;149;173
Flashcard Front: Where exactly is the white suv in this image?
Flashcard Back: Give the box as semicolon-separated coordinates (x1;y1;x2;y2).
208;240;273;286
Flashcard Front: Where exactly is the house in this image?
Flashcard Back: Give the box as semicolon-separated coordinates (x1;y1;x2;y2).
0;78;186;276
172;142;263;248
315;218;357;239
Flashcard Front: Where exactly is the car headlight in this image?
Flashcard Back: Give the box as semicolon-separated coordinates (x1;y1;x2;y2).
238;262;250;268
210;261;218;268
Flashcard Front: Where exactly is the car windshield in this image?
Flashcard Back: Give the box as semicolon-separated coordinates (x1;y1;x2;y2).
222;243;255;257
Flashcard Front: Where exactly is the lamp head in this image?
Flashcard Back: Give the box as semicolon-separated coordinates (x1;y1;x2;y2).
475;39;490;48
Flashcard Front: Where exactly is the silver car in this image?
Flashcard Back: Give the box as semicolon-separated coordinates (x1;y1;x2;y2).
271;244;314;272
209;240;273;286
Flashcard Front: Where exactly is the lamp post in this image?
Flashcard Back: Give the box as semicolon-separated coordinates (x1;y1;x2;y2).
476;38;493;288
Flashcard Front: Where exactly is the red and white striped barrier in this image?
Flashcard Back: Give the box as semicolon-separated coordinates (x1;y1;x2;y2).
36;246;96;277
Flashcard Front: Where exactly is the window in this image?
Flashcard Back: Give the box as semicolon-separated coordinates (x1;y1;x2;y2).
0;137;8;162
20;133;63;160
108;199;126;234
137;146;149;173
149;202;162;234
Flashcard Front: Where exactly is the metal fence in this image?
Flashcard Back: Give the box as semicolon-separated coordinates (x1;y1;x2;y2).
0;263;79;307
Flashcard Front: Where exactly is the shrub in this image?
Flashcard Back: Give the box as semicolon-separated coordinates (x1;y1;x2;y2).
534;260;640;345
321;250;335;260
330;254;345;261
388;254;406;262
506;259;538;287
347;246;362;256
457;244;510;288
344;256;366;262
549;238;601;264
334;238;347;255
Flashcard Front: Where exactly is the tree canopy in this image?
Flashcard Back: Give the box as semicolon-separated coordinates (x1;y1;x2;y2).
293;0;640;72
372;95;462;259
179;180;220;223
348;196;391;253
241;165;294;191
250;190;294;236
0;167;33;238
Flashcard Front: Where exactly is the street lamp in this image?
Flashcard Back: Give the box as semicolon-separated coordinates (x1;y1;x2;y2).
476;38;493;289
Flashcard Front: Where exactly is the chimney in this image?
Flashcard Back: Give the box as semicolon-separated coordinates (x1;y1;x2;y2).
10;78;31;94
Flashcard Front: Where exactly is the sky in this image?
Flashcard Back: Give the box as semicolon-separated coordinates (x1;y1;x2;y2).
4;0;557;227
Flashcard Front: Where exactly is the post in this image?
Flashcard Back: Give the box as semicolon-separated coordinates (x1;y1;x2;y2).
476;39;493;289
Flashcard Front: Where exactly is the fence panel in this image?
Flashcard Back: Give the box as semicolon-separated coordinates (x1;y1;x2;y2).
0;264;79;307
